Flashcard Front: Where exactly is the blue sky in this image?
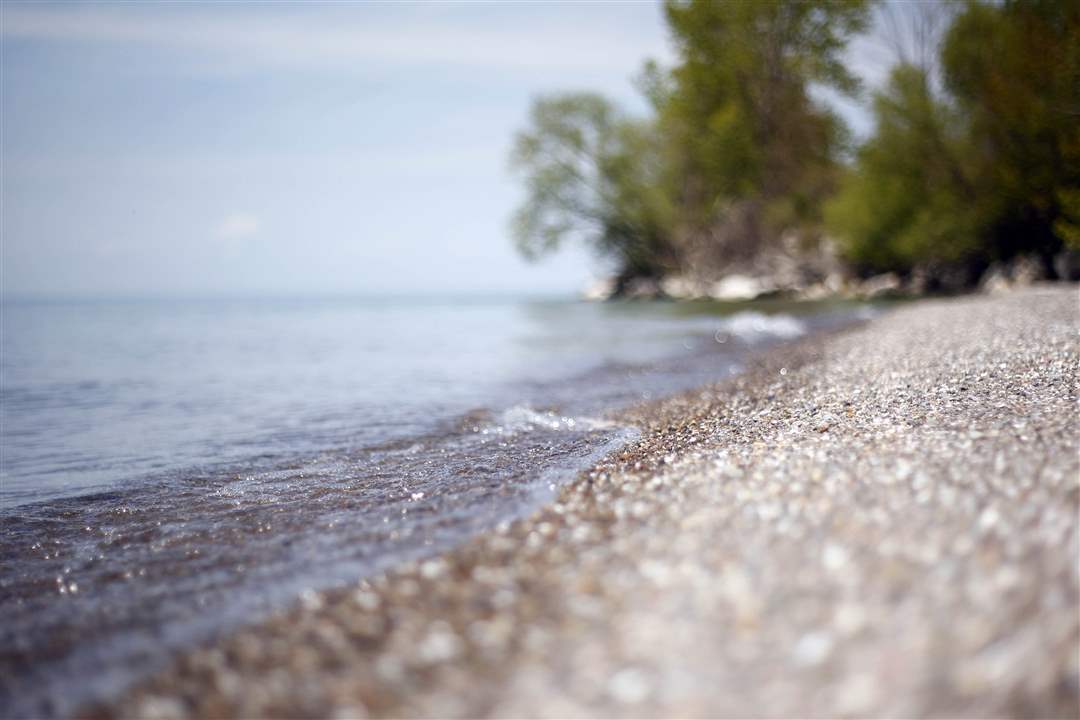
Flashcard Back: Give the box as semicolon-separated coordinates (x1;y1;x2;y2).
1;1;891;298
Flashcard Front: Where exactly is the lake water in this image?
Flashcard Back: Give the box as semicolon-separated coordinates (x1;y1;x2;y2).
0;296;865;717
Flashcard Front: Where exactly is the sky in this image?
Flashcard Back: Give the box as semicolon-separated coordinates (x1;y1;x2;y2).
1;1;893;299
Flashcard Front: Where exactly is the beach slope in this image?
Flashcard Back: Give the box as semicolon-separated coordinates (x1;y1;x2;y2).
108;286;1079;719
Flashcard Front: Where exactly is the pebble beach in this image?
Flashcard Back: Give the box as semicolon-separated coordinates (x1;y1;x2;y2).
98;286;1079;719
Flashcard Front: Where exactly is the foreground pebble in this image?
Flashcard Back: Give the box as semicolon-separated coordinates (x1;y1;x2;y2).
99;286;1078;719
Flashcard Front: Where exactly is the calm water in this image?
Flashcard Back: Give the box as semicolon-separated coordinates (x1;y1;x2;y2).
0;296;865;717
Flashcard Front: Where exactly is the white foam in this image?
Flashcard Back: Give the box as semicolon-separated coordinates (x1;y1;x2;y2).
716;311;807;342
485;405;618;436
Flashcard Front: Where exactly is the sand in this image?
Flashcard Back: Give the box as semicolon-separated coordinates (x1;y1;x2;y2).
97;285;1079;719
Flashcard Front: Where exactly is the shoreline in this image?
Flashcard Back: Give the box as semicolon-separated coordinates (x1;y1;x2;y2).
3;298;859;720
96;286;1078;718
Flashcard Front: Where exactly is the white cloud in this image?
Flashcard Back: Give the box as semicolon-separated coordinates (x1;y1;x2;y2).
0;4;670;77
216;213;260;241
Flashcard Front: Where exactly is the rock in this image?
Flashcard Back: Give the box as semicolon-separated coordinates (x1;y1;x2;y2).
659;275;706;300
1008;254;1047;285
980;255;1055;294
792;631;834;666
581;277;616;302
133;696;188;720
824;271;849;294
709;274;772;301
905;266;932;295
980;262;1012;294
623;277;663;300
1052;250;1080;281
858;273;902;299
798;272;851;300
607;667;653;705
798;282;832;301
814;411;838;433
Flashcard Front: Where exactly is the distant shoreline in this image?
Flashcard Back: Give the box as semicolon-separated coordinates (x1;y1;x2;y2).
98;286;1079;718
582;251;1080;303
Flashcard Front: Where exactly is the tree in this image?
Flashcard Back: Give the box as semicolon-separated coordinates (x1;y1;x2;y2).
658;0;871;264
509;93;676;284
825;64;978;274
941;0;1080;264
508;2;872;288
828;0;1080;279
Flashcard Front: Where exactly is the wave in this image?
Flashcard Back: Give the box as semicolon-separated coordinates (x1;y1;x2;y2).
713;311;807;343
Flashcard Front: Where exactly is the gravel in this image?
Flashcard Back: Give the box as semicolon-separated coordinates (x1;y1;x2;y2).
98;286;1079;719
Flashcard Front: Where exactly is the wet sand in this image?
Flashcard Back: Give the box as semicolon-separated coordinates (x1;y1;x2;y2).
96;286;1078;718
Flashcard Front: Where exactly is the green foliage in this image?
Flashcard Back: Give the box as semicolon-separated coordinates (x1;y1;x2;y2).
830;0;1080;275
509;0;1079;288
509;93;676;278
942;0;1080;261
659;0;870;229
826;64;979;272
1054;188;1080;250
508;1;871;282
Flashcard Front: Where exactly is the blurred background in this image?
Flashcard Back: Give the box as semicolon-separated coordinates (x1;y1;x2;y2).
6;1;1036;300
4;2;1077;302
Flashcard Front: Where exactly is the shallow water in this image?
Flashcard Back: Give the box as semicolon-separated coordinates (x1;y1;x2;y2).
0;296;865;717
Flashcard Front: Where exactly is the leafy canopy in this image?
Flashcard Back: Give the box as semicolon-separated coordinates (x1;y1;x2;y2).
509;93;676;278
509;0;1078;286
659;0;870;221
829;0;1080;274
